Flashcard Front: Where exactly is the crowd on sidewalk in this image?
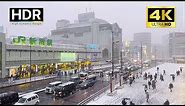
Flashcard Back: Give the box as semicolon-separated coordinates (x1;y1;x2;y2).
122;66;184;105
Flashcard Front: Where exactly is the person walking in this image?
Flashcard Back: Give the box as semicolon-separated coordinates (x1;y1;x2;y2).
176;70;180;76
171;75;175;82
164;99;170;105
180;67;183;73
143;84;148;93
163;70;166;75
160;74;164;81
122;98;127;105
132;75;135;82
136;73;139;79
157;67;160;75
154;73;157;80
148;80;151;89
146;91;149;103
168;83;174;92
129;77;133;86
150;75;153;81
144;72;147;80
152;80;157;89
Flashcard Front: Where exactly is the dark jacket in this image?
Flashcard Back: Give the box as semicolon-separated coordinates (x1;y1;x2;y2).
169;83;173;89
122;99;127;105
164;100;170;105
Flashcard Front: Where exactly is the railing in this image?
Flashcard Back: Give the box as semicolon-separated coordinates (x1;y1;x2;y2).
77;85;110;105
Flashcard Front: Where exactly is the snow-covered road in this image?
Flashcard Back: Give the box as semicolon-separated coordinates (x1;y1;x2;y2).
87;63;185;105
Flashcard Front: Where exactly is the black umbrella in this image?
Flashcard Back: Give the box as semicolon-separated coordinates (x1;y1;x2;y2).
170;74;175;76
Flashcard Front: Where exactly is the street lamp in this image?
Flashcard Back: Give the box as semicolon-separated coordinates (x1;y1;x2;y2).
110;30;120;93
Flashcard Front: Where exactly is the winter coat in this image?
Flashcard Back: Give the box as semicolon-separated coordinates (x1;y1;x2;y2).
169;83;173;89
146;93;149;99
122;99;127;105
164;100;170;105
148;81;151;85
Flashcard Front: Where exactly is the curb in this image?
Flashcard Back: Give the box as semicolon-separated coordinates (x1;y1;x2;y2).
0;76;57;89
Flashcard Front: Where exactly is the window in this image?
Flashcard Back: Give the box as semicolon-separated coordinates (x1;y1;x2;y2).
74;33;83;37
62;34;69;38
31;96;36;100
18;98;27;103
27;98;31;101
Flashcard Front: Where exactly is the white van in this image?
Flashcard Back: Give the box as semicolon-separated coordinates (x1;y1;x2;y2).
14;93;39;105
45;81;62;94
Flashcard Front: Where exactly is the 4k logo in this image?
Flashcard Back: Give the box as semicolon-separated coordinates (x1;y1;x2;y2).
146;6;175;28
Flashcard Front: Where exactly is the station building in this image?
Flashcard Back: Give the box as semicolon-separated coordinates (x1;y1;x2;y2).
0;33;101;79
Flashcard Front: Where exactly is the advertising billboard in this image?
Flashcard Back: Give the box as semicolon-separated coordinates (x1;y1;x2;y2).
60;53;77;62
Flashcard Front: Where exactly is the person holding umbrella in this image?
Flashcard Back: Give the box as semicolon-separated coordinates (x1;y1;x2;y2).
168;82;174;92
170;74;175;82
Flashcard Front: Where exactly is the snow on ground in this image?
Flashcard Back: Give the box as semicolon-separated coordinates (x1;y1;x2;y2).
87;63;185;105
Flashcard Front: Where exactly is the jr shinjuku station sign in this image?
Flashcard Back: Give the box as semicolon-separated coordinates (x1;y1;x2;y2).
12;36;52;47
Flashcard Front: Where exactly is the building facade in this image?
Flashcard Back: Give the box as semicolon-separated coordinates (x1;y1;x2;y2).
169;32;185;63
50;12;122;62
151;44;164;60
0;34;100;79
132;32;151;61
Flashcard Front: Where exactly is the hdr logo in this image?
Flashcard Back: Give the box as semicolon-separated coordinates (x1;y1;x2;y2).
9;8;43;23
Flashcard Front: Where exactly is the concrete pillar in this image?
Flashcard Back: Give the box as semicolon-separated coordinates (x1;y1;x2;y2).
55;63;58;70
0;33;6;78
36;65;38;73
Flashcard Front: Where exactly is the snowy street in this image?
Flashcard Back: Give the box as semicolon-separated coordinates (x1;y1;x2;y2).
87;63;185;105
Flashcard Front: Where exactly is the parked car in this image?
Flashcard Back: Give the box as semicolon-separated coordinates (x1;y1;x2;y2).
14;93;39;105
69;76;83;85
53;81;76;97
45;81;63;94
78;79;97;90
87;74;97;80
0;92;19;105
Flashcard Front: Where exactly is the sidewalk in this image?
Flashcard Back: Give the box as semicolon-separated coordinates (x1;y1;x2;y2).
0;64;118;89
0;74;57;88
87;63;185;105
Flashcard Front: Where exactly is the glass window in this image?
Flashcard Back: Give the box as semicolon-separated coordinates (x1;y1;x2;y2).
18;98;27;103
27;98;31;101
31;96;36;100
48;84;54;87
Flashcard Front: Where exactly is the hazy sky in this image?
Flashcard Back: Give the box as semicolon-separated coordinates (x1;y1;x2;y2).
0;1;185;44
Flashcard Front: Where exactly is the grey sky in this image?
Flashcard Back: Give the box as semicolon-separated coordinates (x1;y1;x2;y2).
0;1;184;44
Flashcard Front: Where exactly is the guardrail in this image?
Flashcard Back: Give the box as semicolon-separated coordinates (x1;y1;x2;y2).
77;86;110;105
19;88;45;98
0;75;57;89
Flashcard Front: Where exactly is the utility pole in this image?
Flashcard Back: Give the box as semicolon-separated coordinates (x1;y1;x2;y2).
120;50;123;86
110;31;114;93
140;42;143;73
30;45;32;81
77;54;79;76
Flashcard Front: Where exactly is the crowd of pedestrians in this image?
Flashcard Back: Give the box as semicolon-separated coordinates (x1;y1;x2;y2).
122;66;184;105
